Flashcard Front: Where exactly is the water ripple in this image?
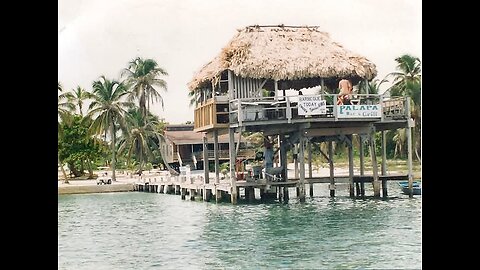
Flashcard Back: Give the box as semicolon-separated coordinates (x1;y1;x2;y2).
59;190;421;269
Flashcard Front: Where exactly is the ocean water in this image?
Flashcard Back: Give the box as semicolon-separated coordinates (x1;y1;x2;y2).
58;183;421;269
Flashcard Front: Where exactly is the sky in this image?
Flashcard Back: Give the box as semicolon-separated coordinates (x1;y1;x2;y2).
58;0;421;124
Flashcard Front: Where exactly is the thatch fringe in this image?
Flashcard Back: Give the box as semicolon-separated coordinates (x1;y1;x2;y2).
188;25;377;91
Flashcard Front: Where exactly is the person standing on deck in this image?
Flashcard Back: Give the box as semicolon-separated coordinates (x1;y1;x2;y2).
337;79;353;105
264;137;274;169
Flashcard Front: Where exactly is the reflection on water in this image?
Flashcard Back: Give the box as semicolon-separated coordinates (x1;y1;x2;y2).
58;184;421;269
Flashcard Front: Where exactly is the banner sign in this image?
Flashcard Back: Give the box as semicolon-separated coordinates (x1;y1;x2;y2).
337;104;382;118
298;95;326;115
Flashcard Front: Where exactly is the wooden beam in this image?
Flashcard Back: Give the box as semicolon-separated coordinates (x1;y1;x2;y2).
359;134;365;197
213;129;220;184
304;126;370;137
308;140;313;197
229;128;237;204
369;127;380;197
298;133;306;202
406;98;414;197
328;141;335;197
348;135;354;198
381;130;388;197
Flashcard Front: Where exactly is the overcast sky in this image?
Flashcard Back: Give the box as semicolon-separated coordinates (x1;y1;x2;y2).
58;0;421;124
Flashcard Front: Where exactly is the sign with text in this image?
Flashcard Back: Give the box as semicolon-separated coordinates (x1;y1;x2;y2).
298;95;326;116
337;104;382;118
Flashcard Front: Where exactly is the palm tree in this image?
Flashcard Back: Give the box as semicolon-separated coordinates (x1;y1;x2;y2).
86;76;133;181
58;83;75;183
121;57;168;122
118;108;160;174
388;55;421;162
188;89;202;107
63;86;94;116
389;55;421;97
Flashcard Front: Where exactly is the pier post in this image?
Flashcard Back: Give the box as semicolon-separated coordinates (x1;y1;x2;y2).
181;188;186;200
203;135;212;201
190;189;196;200
381;130;388;197
213;130;220;185
294;144;299;179
369;127;380;197
406;98;414;198
279;134;289;201
359;135;365;197
308;140;313;197
328;140;335;197
229;128;238;204
348;135;355;198
298;132;306;202
283;187;289;202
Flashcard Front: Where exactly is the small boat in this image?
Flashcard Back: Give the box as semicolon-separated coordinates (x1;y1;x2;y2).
398;181;421;195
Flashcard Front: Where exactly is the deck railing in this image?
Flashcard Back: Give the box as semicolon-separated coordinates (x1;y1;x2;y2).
228;94;408;126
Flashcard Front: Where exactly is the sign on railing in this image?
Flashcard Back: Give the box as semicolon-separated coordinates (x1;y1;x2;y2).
337;104;381;118
298;95;327;116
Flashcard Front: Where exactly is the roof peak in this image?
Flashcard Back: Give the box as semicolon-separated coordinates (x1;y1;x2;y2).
241;25;320;32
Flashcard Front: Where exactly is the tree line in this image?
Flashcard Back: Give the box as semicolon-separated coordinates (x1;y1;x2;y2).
58;57;168;183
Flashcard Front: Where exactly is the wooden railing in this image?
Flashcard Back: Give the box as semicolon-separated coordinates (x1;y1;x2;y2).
193;97;229;131
192;149;256;160
228;94;408;126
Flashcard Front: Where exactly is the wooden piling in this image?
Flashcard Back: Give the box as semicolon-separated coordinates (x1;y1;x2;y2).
359;135;365;198
369;128;380;197
348;135;355;198
381;130;388;197
298;133;306;202
328;141;335;197
283;187;289;202
229;128;238;204
181;188;186;200
308;140;313;197
406;98;414;198
213;129;220;185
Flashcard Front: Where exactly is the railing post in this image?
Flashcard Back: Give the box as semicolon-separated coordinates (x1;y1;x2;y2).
286;97;291;123
333;94;338;121
380;95;384;121
237;99;243;126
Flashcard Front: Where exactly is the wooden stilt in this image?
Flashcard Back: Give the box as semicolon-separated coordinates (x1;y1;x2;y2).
181;188;186;200
229;128;238;204
294;144;299;179
328;141;335;197
308;140;313;197
190;189;195;200
298;133;306;202
279;134;288;183
203;135;209;185
359;135;365;198
406;98;414;198
213;130;220;185
283;187;289;202
369;128;380;197
348;135;354;198
381;130;388;197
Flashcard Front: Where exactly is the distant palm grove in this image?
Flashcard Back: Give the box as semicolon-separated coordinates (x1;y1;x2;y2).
58;55;421;183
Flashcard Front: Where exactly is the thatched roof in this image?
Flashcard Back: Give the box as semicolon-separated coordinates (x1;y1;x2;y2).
188;25;377;91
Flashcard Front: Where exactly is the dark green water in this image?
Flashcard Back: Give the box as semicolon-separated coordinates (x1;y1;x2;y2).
58;184;421;269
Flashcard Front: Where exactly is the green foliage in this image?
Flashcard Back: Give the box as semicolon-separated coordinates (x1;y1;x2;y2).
58;115;107;175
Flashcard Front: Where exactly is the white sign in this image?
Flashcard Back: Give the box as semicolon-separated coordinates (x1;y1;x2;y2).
337;105;382;118
298;95;326;116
